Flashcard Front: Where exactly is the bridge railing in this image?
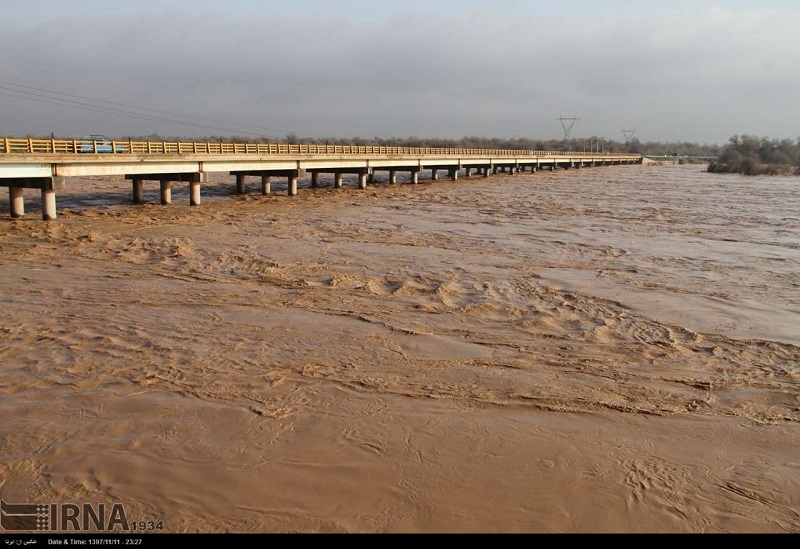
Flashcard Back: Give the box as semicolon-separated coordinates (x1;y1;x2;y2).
0;137;641;158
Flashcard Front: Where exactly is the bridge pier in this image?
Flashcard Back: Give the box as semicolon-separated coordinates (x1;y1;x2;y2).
311;172;319;188
160;181;172;204
431;168;438;180
2;177;64;220
411;170;419;184
9;187;24;218
389;170;397;184
334;173;343;188
449;168;458;181
133;180;144;204
190;180;201;206
358;172;367;190
230;169;303;196
42;189;56;220
127;173;207;206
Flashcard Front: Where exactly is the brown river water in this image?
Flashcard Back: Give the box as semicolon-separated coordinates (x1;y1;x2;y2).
0;164;798;532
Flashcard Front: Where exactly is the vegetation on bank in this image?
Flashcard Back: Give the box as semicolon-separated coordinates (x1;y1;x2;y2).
708;135;800;175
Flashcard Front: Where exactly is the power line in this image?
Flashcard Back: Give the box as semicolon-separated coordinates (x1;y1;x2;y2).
0;87;282;138
0;80;321;139
0;80;313;137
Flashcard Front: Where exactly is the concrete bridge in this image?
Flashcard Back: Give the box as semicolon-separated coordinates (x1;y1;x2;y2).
0;138;642;220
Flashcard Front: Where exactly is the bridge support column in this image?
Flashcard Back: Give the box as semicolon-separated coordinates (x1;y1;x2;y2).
132;179;144;204
411;170;419;184
483;167;490;177
190;181;201;206
358;172;367;189
367;172;375;184
389;170;397;184
464;167;471;178
288;174;298;196
449;168;458;181
261;175;271;195
41;189;57;220
9;188;24;218
334;173;343;188
160;181;172;205
236;174;246;194
431;168;438;180
311;172;319;188
493;166;499;174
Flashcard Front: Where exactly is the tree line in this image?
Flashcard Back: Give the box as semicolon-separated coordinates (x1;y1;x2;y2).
708;135;800;175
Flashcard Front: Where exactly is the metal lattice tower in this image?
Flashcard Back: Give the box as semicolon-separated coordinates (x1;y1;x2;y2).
557;116;580;142
621;128;637;144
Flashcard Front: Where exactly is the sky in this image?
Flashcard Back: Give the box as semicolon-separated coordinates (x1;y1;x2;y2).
1;0;798;144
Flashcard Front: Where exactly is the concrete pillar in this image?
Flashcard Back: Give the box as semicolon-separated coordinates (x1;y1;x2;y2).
493;166;499;174
261;175;271;195
389;170;397;184
411;170;419;184
531;166;537;174
132;179;144;204
190;181;201;206
236;175;246;194
449;168;458;181
367;172;375;183
160;181;172;205
358;173;367;190
431;168;438;180
483;167;490;178
334;173;343;188
41;188;56;220
311;172;319;188
288;175;298;196
464;167;471;178
9;187;24;218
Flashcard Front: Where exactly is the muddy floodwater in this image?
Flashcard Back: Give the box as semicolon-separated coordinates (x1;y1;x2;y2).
1;164;798;532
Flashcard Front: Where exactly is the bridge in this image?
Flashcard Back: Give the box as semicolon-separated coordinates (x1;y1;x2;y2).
0;138;642;220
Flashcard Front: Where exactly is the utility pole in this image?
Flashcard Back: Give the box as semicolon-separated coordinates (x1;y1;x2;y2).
557;116;580;151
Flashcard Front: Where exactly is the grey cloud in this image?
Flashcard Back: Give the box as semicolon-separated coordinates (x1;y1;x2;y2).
1;7;798;142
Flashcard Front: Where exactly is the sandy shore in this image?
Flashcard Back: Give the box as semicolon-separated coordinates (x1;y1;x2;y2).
1;164;798;532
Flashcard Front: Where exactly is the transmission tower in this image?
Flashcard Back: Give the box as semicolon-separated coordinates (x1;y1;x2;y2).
621;128;637;144
557;115;580;142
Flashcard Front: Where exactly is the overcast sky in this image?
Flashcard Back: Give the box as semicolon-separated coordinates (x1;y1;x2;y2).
1;0;798;144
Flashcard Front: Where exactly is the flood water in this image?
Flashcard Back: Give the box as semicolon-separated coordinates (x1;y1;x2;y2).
1;164;798;532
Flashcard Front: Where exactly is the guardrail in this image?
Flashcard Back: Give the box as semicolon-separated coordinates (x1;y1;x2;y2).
0;137;641;158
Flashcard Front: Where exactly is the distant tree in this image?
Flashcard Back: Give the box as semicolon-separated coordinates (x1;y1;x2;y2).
709;134;800;175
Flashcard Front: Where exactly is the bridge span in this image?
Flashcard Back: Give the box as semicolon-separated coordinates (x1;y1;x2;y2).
0;138;642;220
